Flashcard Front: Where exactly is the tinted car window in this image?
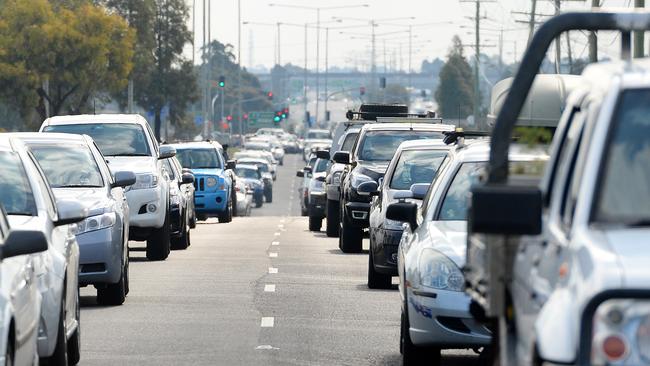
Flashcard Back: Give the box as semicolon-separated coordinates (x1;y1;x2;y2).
31;145;104;188
358;131;443;161
176;148;222;169
0;152;37;216
390;149;447;190
44;123;151;156
315;159;329;173
340;132;358;151
439;162;485;221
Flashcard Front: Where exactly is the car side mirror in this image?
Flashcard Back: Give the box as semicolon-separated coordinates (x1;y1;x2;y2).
182;168;193;175
332;151;350;164
357;181;379;197
112;171;137;188
315;176;326;182
54;199;88;226
158;145;176;160
226;160;237;170
316;150;330;159
181;173;195;185
296;170;304;178
409;183;431;200
386;202;418;230
469;185;542;235
303;166;313;174
3;230;48;259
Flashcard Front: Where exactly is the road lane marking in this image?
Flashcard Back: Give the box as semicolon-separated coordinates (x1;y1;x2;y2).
264;284;276;292
274;232;281;236
255;345;279;350
271;241;280;246
280;219;285;223
277;224;284;228
268;267;278;274
260;317;274;327
269;252;278;258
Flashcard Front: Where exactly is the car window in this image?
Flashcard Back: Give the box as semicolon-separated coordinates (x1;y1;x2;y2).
0;152;37;216
30;144;104;188
314;159;329;173
593;89;650;225
340;132;359;152
162;159;176;180
357;130;443;161
235;168;259;179
43;123;151;157
438;162;485;221
176;148;222;169
389;149;447;190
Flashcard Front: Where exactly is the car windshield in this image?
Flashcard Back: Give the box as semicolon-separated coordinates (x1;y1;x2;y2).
30;145;104;188
390;149;447;190
0;152;37;216
241;161;268;173
246;144;269;151
43;123;151;157
236;167;259;179
176;148;222;169
358;131;444;161
340;132;359;152
315;159;329;173
594;89;650;225
307;131;330;139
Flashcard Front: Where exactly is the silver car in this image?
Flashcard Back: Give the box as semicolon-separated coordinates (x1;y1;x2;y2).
162;157;195;250
20;133;135;306
0;135;87;365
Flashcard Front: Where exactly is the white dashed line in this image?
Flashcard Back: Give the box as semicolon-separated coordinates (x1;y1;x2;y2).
255;345;279;350
271;241;280;246
269;252;278;258
277;224;284;228
274;232;281;236
268;267;278;274
260;317;275;327
264;284;276;292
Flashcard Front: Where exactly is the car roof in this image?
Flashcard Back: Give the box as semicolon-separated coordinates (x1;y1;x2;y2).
42;113;148;126
360;122;455;132
170;141;218;150
237;157;268;163
397;139;450;150
11;132;90;145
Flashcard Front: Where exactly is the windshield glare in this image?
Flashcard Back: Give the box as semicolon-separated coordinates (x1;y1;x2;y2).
44;123;151;157
358;131;443;161
176;148;222;169
0;152;37;216
31;145;104;188
390;149;447;190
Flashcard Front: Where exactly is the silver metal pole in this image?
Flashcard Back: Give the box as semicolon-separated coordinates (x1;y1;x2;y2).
237;0;243;136
304;23;308;126
315;9;320;125
324;27;329;121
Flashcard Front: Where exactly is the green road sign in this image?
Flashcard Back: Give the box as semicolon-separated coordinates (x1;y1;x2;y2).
247;111;276;130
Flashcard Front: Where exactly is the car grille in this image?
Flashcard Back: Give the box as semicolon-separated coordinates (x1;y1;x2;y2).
194;177;205;192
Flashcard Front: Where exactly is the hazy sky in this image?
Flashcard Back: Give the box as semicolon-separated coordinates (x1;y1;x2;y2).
185;0;635;71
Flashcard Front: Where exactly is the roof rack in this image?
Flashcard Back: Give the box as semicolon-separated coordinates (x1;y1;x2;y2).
443;128;490;146
375;116;442;124
345;110;437;121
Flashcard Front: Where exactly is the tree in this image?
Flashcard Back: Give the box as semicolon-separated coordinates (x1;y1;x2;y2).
435;36;475;120
0;0;135;123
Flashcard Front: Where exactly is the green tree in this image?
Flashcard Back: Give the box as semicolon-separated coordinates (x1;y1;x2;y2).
435;35;475;120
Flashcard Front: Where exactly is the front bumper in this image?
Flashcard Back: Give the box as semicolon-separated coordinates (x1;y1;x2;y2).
407;287;491;348
126;185;166;229
77;226;122;285
194;190;228;215
344;201;371;228
371;228;403;275
309;192;327;218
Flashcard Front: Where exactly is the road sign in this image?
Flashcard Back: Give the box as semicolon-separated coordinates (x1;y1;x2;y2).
247;111;277;130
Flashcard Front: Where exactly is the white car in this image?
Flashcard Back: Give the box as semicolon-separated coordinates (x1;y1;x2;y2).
248;136;285;165
234;180;252;217
0;135;87;365
40;114;176;261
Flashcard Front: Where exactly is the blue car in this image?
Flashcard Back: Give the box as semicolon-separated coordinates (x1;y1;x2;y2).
172;142;236;223
234;164;265;208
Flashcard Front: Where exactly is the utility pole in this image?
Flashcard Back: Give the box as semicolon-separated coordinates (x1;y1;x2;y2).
589;0;599;62
528;0;537;45
304;24;308;126
474;0;480;122
371;20;377;92
554;0;561;73
635;0;645;58
202;0;208;137
324;27;329;121
315;9;320;125
237;0;242;136
408;25;412;90
498;28;504;73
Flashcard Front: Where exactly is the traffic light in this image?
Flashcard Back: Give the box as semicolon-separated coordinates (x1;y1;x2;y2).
243;113;249;120
273;111;281;123
283;107;289;118
267;91;273;100
218;76;225;88
379;77;386;89
226;115;233;122
360;86;366;96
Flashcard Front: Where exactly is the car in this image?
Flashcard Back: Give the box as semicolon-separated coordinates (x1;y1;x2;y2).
171;142;236;223
40;114;176;261
236;158;273;203
0;205;50;366
161;156;195;249
280;134;300;154
0;134;88;365
323;126;363;237
302;129;332;161
234;164;265;208
335;122;455;253
387;139;547;364
248;136;285;165
365;139;450;289
305;157;330;231
233;179;253;216
233;150;278;180
19;133;135;306
297;154;318;217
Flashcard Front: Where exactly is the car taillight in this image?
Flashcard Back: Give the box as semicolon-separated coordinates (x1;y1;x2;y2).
602;334;627;361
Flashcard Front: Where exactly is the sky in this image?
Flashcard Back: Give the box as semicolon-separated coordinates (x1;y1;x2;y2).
185;0;636;72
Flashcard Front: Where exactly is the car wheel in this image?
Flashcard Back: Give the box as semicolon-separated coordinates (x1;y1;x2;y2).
97;258;127;306
5;336;13;366
368;249;392;289
401;305;441;365
45;295;68;365
67;288;81;365
218;195;233;223
146;210;171;261
171;221;190;250
326;199;340;237
189;209;197;229
339;210;363;253
308;214;322;231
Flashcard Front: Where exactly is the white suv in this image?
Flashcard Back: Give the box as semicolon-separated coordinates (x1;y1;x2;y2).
40;114;176;261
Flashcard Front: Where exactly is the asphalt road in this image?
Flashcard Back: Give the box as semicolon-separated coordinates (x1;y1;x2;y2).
78;154;479;365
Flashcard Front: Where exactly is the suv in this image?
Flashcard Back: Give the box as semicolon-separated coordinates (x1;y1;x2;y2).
465;12;650;365
40;114;176;261
335;122;454;253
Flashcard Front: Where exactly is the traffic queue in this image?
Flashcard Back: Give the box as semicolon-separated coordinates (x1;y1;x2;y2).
0;113;290;365
300;12;650;366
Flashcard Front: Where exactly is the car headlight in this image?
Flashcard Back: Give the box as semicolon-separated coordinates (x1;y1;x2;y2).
351;173;373;189
206;177;218;187
332;171;342;185
75;212;116;235
591;299;650;365
131;173;159;190
418;249;464;292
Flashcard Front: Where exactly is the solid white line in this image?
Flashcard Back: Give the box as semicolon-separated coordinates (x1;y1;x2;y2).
274;232;281;236
268;267;278;274
271;241;280;246
269;252;278;258
264;284;276;292
255;345;279;350
260;317;274;327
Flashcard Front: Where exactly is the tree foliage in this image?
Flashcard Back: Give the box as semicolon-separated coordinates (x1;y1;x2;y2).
435;36;475;119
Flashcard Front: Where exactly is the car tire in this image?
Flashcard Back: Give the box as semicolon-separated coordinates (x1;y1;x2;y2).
5;336;14;366
146;210;171;261
339;211;363;253
368;250;392;289
218;195;233;223
97;258;127;306
326;199;340;237
67;288;81;365
171;221;190;250
308;215;322;231
45;295;68;366
401;306;441;365
265;189;273;203
189;209;197;229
